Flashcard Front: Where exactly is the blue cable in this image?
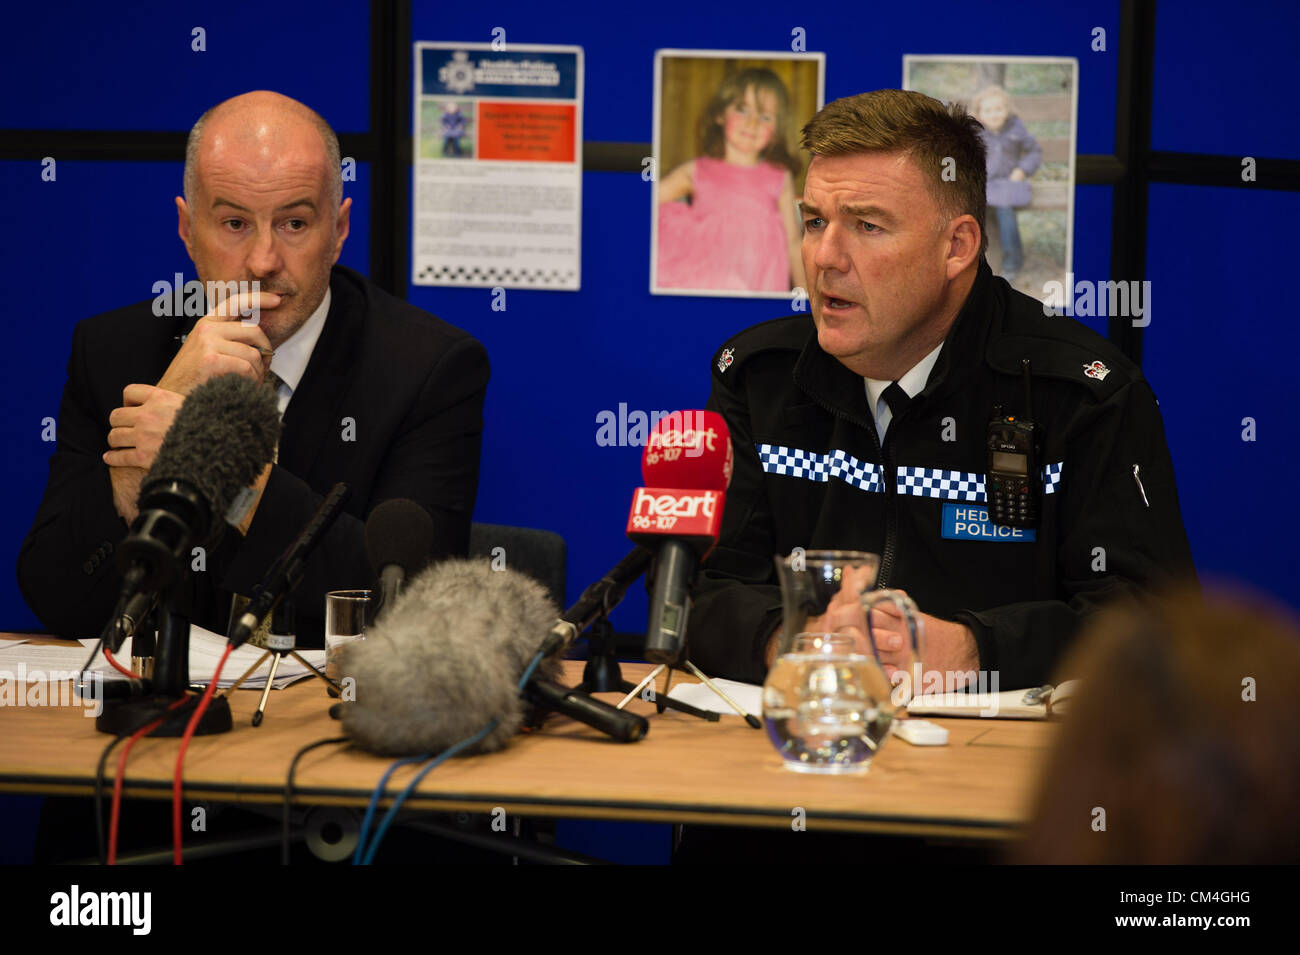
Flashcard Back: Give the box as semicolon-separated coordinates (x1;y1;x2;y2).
354;754;428;865
517;649;545;689
360;721;496;864
357;651;547;865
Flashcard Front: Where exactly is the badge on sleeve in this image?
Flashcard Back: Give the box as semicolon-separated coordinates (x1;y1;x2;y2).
1083;360;1111;381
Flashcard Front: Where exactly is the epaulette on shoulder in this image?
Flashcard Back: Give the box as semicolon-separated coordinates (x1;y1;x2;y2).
711;314;811;379
989;296;1141;401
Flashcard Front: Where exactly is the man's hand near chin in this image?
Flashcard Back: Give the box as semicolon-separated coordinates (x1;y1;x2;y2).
156;290;276;396
102;288;277;525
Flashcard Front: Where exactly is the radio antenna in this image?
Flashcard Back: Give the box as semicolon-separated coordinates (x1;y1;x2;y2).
1021;359;1033;420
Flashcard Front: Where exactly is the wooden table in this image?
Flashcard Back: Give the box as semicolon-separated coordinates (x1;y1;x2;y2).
0;637;1055;841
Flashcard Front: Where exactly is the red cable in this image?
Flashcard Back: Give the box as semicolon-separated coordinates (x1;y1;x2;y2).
172;642;234;865
103;647;140;679
108;697;190;865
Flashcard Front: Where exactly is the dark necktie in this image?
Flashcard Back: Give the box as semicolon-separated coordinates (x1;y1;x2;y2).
881;381;911;418
264;371;284;462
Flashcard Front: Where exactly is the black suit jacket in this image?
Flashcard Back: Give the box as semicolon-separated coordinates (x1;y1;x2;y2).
18;266;489;645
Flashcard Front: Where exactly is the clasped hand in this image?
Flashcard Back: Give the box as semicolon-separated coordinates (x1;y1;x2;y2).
103;291;276;522
772;573;979;684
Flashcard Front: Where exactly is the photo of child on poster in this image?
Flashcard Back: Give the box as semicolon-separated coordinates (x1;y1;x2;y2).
418;98;475;160
439;101;471;157
905;55;1077;303
652;51;824;298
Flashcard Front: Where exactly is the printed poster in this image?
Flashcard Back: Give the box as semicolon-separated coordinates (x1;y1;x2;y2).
413;42;583;290
904;55;1079;308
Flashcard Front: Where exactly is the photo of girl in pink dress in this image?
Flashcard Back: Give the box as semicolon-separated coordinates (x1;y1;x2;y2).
655;68;806;294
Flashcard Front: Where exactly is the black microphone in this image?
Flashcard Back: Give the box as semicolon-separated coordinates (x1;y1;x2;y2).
364;498;435;623
336;559;647;755
227;482;351;648
542;546;653;655
523;679;647;743
106;374;280;651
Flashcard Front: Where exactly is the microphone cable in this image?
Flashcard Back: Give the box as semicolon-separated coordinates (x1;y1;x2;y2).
78;636;141;683
354;649;548;865
170;641;235;864
104;695;196;864
281;736;350;864
102;647;140;679
94;692;196;864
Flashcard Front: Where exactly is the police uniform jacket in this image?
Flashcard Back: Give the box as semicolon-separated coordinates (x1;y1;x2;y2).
690;260;1196;687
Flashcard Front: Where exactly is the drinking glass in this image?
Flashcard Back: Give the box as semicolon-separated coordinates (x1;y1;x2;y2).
324;590;371;682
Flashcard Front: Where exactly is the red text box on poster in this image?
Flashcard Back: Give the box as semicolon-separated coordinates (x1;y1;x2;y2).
477;102;576;162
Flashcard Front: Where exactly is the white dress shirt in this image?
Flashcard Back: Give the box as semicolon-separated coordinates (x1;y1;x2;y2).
266;288;330;414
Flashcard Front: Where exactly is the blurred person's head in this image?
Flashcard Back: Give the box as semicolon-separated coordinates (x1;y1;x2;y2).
1017;587;1300;864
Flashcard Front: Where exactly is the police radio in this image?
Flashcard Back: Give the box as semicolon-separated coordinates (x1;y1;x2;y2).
986;359;1040;529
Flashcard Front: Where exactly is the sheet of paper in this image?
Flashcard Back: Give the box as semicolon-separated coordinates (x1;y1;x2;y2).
667;677;762;717
906;688;1047;720
0;641;99;681
67;629;325;690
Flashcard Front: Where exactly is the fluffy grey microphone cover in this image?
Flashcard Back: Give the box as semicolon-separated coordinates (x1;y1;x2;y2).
337;558;563;756
143;372;281;519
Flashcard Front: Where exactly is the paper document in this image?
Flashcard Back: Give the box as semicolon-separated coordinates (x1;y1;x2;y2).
667;678;762;717
0;641;97;679
906;681;1077;719
0;627;322;689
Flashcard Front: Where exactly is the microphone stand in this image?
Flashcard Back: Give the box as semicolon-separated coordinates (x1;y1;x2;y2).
220;605;341;726
95;586;233;737
603;552;760;728
614;654;761;729
572;602;720;724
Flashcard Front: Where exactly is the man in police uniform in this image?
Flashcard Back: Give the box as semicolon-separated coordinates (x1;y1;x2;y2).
689;90;1195;689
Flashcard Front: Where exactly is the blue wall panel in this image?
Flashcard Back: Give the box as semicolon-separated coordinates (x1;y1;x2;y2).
1152;0;1300;159
1143;183;1299;609
411;1;1119;153
1;1;370;132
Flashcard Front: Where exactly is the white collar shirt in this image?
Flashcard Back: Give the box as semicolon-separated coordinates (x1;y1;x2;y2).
863;342;944;445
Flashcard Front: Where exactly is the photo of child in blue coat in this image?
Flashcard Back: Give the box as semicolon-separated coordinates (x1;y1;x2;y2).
971;85;1041;281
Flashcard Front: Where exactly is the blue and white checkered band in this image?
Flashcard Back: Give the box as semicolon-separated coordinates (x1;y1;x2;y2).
757;444;1063;501
1042;461;1063;494
896;467;984;501
755;445;883;493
